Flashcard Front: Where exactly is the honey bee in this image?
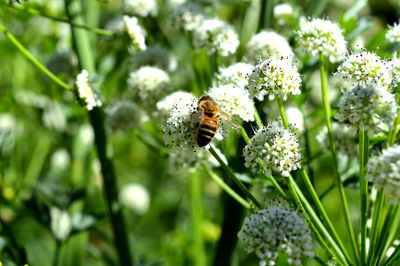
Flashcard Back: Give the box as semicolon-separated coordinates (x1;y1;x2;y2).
194;95;240;147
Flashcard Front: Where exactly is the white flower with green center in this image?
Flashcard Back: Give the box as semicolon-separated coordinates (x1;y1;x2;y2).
192;18;239;56
244;31;294;63
75;70;102;110
128;66;171;105
156;91;197;122
335;84;397;132
238;200;313;266
390;54;400;91
336;51;392;87
386;23;400;44
207;84;255;122
366;145;400;204
123;16;146;51
246;57;302;101
106;101;144;131
213;63;253;89
243;121;302;177
122;0;158;17
295;18;347;63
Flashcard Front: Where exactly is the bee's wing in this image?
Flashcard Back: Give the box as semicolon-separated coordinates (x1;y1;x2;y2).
219;110;242;130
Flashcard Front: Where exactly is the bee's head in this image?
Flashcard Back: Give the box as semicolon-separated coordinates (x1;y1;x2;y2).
198;95;219;117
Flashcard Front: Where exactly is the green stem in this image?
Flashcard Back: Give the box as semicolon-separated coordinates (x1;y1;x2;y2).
0;21;71;91
367;190;385;265
276;95;288;128
389;112;400;146
359;130;368;265
319;52;359;263
52;241;61;266
254;109;264;128
208;146;261;209
202;164;250;209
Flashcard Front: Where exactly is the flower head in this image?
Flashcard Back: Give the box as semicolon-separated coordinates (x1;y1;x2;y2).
238;199;313;266
75;70;102;110
295;18;346;63
156;91;197;122
389;54;400;92
122;0;158;17
128;66;171;105
336;51;392;87
119;183;150;215
50;207;71;242
207;84;255;122
243;121;302;177
244;31;294;63
170;1;204;31
123;16;146;51
192;18;239;56
131;45;177;72
106;101;143;131
335;84;397;132
246;57;302;101
366;145;400;203
274;4;294;27
386;23;400;44
213;63;253;89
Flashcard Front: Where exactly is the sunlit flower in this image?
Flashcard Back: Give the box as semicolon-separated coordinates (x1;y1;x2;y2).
207;84;255;122
295;18;346;63
106;101;143;131
156;91;197;122
244;31;294;63
50;207;71;242
75;70;102;110
246;57;301;101
336;51;392;87
171;1;204;31
213;63;253;89
192;18;239;56
120;183;150;215
123;16;146;51
335;84;397;132
389;54;400;91
386;23;400;44
366;145;400;203
122;0;158;17
238;199;313;266
243;121;302;177
128;66;171;105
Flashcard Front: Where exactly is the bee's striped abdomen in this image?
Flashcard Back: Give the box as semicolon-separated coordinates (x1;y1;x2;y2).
197;118;218;147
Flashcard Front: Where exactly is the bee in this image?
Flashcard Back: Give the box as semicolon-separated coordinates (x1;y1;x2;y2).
194;95;240;147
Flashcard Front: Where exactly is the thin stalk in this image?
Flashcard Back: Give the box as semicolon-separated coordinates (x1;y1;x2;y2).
202;164;250;209
319;52;359;263
389;112;400;146
0;21;71;91
276;95;288;128
254;109;264;128
52;241;61;266
4;2;114;36
367;191;385;265
208;145;261;209
359;130;368;265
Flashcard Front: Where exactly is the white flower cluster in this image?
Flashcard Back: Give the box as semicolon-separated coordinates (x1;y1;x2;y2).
390;54;400;91
123;16;146;51
131;46;178;72
106;101;143;131
75;70;102;110
128;66;171;105
122;0;158;17
192;18;239;56
213;63;253;89
244;31;294;63
50;207;71;242
246;58;302;101
119;183;150;215
386;23;400;44
171;1;204;31
295;18;347;63
207;84;255;122
336;51;392;87
156;91;197;122
335;84;397;132
366;145;400;204
243;121;302;177
274;4;294;26
238;200;313;266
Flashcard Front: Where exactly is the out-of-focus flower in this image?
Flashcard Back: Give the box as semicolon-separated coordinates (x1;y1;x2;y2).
243;121;302;177
286;106;304;131
295;18;346;63
122;0;158;17
119;183;150;215
131;46;178;72
366;145;400;203
238;199;313;266
389;54;400;92
213;63;253;89
128;66;171;105
106;101;143;131
335;51;392;87
274;3;294;27
207;84;255;122
50;207;71;242
170;1;205;31
123;16;146;51
46;51;78;76
244;31;294;63
386;23;400;44
335;84;397;133
246;57;301;101
156;91;197;122
50;149;70;173
192;18;239;56
75;70;102;110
